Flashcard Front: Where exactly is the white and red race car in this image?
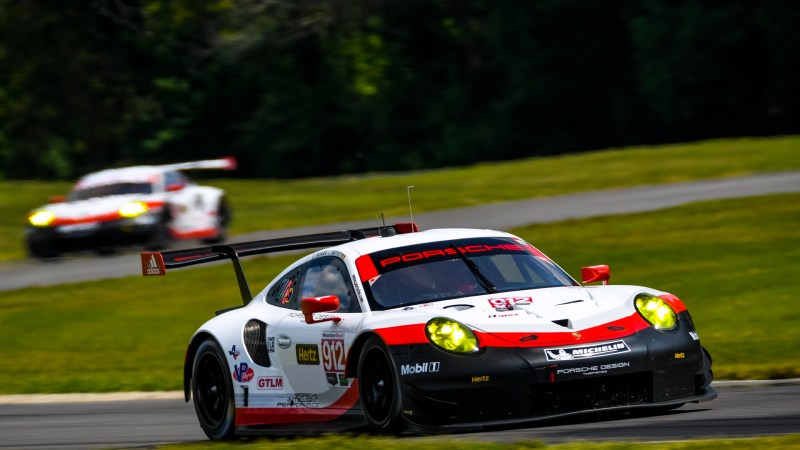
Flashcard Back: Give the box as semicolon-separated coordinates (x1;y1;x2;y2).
25;157;235;258
141;223;715;440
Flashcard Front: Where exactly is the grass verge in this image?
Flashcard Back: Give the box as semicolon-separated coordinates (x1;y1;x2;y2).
155;434;800;449
0;193;797;394
3;135;799;262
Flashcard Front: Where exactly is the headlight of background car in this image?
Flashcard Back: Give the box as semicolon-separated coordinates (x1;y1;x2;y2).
29;210;55;227
635;293;677;330
425;318;479;353
119;201;149;218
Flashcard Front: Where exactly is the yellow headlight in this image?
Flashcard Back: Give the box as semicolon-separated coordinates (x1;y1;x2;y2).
635;294;677;330
119;201;149;218
29;210;56;227
425;318;479;353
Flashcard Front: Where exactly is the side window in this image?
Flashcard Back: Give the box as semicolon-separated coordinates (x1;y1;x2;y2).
266;268;302;310
298;258;360;313
164;171;187;192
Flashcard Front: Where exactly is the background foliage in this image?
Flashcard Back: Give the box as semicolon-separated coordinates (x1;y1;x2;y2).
1;0;798;180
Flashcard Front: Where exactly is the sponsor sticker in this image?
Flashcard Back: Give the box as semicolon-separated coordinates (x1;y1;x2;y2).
556;361;631;376
296;344;320;365
400;361;441;376
228;345;240;360
278;393;319;408
471;375;490;383
544;340;630;361
257;376;283;390
689;331;700;341
233;363;254;382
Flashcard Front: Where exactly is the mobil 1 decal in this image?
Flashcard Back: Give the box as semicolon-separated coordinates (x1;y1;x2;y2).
322;331;349;387
544;340;631;361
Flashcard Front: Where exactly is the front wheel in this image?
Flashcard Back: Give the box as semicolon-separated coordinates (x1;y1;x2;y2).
357;336;402;433
191;339;236;440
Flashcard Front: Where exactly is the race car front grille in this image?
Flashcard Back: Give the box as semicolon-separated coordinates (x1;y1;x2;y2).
243;319;271;367
529;372;651;416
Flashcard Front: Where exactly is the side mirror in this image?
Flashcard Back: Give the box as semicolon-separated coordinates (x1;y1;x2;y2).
301;295;342;325
49;195;66;204
581;265;610;285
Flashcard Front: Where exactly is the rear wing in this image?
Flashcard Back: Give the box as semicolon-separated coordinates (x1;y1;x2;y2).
159;157;237;172
140;223;418;304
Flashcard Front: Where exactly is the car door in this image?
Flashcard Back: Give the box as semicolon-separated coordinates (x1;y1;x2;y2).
163;171;213;235
275;256;362;403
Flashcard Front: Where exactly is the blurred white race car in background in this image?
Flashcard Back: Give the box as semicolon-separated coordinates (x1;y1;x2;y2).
25;157;235;258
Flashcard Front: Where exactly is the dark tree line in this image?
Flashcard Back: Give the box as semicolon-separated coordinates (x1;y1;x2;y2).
0;0;797;180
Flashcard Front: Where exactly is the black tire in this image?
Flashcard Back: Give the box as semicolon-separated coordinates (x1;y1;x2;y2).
357;336;402;433
203;197;231;244
26;238;60;259
191;339;236;440
145;211;173;251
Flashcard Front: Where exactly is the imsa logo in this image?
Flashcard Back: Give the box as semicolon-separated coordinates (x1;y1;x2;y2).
545;340;631;361
400;362;441;376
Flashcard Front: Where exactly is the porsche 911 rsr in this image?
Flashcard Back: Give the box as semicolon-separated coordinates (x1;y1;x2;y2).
25;157;235;258
140;224;715;439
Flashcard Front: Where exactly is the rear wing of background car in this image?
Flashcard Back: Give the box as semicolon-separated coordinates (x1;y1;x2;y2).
141;222;419;304
160;156;237;172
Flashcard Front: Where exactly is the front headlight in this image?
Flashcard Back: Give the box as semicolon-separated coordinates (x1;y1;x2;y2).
29;210;56;227
425;318;479;353
635;293;677;330
119;201;149;218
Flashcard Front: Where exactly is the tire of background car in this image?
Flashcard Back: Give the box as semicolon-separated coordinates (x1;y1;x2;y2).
357;336;403;433
202;196;231;245
191;339;236;440
145;208;173;250
26;237;60;259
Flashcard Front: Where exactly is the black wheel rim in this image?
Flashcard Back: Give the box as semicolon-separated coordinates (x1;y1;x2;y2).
361;347;395;424
195;352;228;428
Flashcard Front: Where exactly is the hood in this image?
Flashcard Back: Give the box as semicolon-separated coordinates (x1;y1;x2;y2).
389;285;661;345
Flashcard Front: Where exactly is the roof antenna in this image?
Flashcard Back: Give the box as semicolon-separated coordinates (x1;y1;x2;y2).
407;185;416;232
379;212;396;237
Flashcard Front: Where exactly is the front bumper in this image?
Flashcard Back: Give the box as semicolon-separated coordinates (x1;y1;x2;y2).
390;314;714;430
26;215;161;253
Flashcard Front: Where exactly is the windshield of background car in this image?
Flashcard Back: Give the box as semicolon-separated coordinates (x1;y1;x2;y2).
69;182;153;201
361;237;578;310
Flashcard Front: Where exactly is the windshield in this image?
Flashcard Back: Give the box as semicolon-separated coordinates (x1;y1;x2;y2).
69;182;153;201
364;237;577;310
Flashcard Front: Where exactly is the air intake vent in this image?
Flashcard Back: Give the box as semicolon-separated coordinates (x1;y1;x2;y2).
244;319;271;367
552;319;570;328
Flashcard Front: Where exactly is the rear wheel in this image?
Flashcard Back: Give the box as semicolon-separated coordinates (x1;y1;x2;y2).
203;197;231;244
358;336;402;433
192;339;236;440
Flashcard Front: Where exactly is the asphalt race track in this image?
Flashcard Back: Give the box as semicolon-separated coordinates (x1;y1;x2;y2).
1;172;800;448
0;383;798;449
1;171;799;292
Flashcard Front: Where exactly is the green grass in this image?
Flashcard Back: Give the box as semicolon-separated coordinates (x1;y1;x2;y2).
2;135;799;262
0;193;797;394
155;434;800;450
